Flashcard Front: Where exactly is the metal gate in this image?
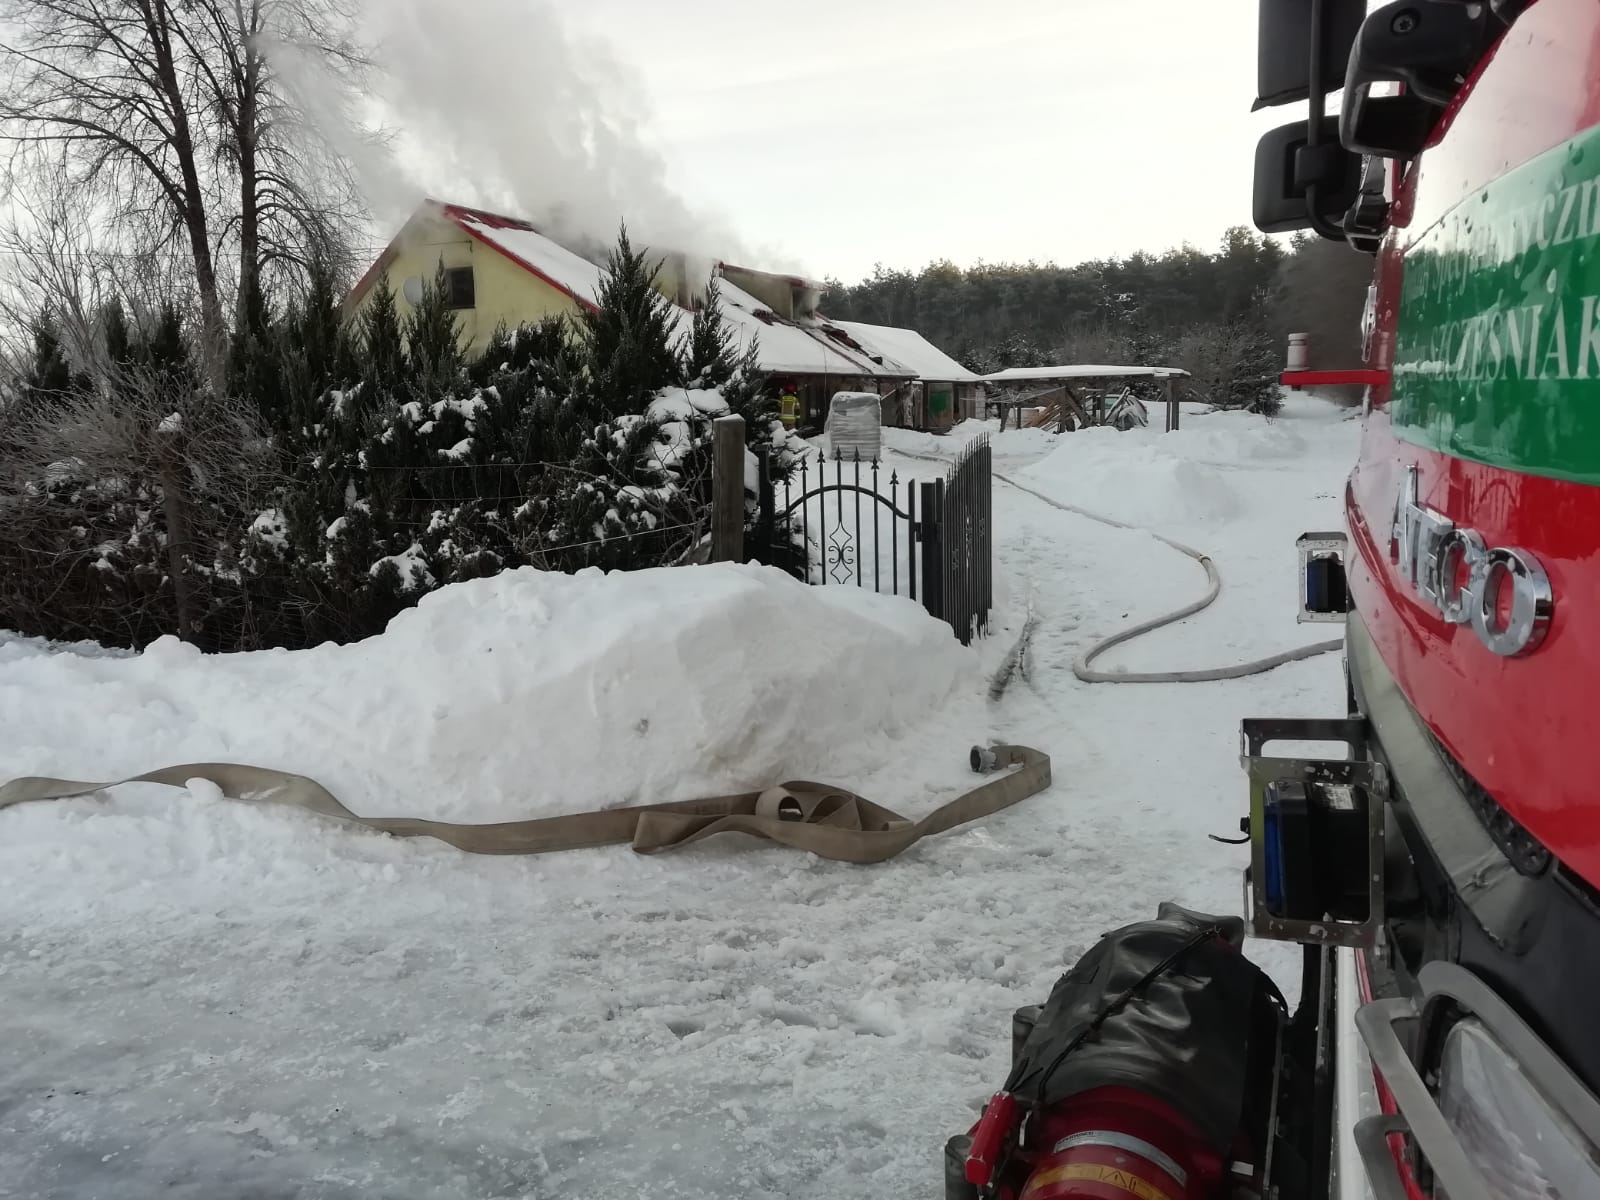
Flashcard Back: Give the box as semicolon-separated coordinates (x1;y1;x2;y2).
756;437;992;644
926;437;993;645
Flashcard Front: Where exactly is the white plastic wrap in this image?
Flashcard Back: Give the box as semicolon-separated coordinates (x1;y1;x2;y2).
826;391;883;461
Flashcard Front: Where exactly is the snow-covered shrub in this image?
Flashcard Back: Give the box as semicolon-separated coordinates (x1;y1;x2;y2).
2;228;801;651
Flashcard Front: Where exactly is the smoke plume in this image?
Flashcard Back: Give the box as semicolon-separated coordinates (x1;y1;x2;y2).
357;0;744;274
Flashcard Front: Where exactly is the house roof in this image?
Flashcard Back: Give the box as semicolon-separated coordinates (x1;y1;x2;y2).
982;364;1190;382
445;203;607;313
347;200;943;383
719;261;830;293
717;281;910;379
830;320;978;383
343;199;609;316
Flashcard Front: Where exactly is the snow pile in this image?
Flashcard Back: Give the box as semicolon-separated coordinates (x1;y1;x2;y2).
0;631;134;663
0;563;975;824
645;386;731;471
885;420;1061;461
248;508;289;550
368;541;436;592
646;387;730;424
0;394;1364;1200
1020;423;1248;526
1160;417;1310;466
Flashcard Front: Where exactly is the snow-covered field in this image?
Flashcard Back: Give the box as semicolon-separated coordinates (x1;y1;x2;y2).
0;395;1359;1200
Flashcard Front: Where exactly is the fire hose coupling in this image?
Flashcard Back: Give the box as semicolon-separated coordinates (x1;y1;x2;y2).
971;745;1006;774
965;1092;1022;1190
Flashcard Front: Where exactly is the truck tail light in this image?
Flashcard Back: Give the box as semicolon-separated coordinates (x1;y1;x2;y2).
1436;1020;1600;1200
1355;963;1600;1200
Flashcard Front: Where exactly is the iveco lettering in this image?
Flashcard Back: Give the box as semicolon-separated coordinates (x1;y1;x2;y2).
1391;465;1554;657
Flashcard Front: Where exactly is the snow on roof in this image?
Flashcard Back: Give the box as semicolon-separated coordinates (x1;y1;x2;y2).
719;261;829;292
448;208;608;313
358;200;913;380
717;281;904;379
831;321;978;382
982;364;1190;382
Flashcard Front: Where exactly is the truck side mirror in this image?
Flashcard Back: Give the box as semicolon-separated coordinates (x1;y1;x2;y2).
1347;0;1492;108
1253;0;1367;111
1339;0;1497;160
1253;117;1362;236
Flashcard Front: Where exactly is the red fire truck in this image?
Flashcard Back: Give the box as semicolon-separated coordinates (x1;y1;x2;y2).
941;3;1600;1197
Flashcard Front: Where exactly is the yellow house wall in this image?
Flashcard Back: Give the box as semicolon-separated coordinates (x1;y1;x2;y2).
346;212;583;355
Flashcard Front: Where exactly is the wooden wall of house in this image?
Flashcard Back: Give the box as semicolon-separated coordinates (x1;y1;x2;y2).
957;384;985;423
871;381;983;431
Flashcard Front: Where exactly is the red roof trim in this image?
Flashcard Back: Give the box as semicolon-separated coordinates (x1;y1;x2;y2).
438;203;602;315
341;198;602;317
437;201;538;232
342;244;398;313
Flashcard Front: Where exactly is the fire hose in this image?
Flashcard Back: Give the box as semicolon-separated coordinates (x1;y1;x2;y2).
887;441;1340;683
0;745;1051;863
993;472;1343;684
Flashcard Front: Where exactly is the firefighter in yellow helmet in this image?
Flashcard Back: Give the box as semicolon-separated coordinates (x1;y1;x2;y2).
779;383;800;431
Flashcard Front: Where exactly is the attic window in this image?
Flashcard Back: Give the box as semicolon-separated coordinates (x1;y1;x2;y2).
444;266;475;310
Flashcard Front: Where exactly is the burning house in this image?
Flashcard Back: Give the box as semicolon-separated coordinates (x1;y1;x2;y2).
344;199;973;432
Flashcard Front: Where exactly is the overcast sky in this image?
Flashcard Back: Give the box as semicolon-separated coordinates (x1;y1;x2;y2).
552;0;1286;281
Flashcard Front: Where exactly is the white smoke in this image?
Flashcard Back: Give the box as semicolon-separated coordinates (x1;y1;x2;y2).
357;0;745;277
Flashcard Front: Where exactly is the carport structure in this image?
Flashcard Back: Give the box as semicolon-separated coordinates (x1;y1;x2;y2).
980;364;1192;433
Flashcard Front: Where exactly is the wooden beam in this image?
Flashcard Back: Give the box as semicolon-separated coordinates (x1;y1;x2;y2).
711;414;746;563
1061;384;1090;431
1165;377;1179;432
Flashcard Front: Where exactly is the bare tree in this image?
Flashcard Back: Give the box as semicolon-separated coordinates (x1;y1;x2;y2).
1271;234;1374;405
1169;321;1280;413
0;154;191;376
0;0;231;388
1053;321;1137;366
0;357;285;647
0;0;374;386
178;0;372;315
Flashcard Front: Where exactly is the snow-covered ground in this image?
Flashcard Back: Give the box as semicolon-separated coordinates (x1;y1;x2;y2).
0;395;1360;1200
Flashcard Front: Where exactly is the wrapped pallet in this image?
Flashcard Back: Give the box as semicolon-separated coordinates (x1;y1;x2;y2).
825;391;883;461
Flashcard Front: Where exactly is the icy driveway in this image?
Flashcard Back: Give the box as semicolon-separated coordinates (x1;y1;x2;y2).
1;400;1358;1199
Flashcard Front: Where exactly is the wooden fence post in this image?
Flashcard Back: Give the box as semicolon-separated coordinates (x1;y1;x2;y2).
711;414;746;564
158;421;198;644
